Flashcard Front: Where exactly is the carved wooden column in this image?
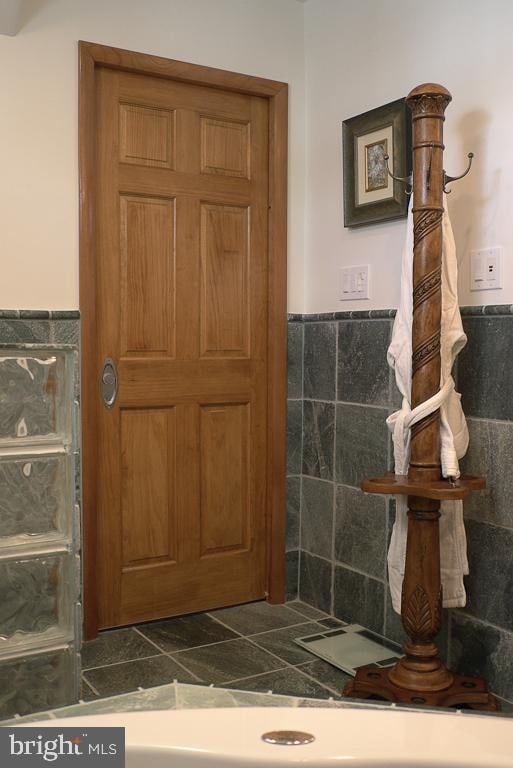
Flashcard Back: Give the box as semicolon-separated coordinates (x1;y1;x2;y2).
343;84;497;710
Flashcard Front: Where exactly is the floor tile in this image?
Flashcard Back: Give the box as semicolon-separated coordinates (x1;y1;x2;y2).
136;613;239;653
173;638;284;684
209;601;304;635
317;617;346;629
224;667;334;700
297;658;352;694
80;677;99;702
250;622;323;665
83;655;197;697
286;601;328;620
81;628;159;669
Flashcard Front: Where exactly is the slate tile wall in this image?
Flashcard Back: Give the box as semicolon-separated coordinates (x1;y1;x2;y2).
286;319;303;600
287;306;513;706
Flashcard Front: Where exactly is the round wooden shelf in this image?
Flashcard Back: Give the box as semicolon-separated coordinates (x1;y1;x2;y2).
361;472;485;501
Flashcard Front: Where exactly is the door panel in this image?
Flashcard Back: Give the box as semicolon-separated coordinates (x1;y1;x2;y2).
121;408;176;566
120;195;175;356
95;66;269;628
199;403;250;556
119;103;175;169
200;203;249;357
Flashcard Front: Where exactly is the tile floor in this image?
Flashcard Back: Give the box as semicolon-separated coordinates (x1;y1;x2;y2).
81;601;352;703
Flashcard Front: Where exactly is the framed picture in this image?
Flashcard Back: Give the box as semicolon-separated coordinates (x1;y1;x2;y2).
342;98;412;227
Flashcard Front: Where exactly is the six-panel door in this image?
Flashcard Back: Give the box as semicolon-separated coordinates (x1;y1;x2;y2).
95;67;269;627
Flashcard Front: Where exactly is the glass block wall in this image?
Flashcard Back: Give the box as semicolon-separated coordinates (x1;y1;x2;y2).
0;313;81;718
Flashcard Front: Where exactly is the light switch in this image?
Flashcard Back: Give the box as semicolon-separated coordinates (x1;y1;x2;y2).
339;265;370;300
470;247;502;291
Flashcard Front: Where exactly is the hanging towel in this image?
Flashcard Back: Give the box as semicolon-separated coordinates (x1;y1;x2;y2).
387;196;469;613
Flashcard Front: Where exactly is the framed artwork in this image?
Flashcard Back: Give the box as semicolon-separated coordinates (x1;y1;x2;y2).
342;98;412;227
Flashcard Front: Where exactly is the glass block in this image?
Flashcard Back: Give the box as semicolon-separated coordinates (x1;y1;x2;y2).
0;552;74;654
0;645;78;719
0;351;72;446
0;452;71;547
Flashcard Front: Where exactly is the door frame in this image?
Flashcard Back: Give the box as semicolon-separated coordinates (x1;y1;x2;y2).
79;41;288;638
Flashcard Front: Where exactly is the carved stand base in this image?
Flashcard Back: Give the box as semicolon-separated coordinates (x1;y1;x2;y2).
343;663;500;711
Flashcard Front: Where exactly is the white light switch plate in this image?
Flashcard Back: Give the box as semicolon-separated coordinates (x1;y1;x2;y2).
470;246;502;291
339;265;370;300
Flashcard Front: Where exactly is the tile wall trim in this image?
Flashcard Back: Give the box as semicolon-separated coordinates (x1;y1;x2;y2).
0;310;80;319
288;305;513;322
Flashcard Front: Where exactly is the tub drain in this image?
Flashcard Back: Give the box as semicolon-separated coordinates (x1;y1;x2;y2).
261;731;315;746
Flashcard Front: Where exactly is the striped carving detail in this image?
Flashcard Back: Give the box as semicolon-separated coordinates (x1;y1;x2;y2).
413;267;442;310
414;208;443;243
411;410;439;438
412;329;440;374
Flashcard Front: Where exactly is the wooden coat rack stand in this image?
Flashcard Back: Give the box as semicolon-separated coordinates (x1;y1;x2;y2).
343;84;499;711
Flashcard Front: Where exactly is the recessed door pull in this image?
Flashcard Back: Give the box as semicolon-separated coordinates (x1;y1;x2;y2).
101;358;118;408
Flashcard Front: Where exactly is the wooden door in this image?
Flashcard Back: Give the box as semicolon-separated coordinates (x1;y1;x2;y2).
92;63;273;629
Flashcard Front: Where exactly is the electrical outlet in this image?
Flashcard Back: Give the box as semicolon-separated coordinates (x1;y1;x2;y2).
339;265;370;300
470;247;503;291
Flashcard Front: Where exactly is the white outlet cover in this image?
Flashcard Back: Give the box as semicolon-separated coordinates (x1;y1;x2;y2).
470;246;502;291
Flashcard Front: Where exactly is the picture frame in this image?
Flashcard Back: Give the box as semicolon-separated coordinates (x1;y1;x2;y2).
342;97;412;227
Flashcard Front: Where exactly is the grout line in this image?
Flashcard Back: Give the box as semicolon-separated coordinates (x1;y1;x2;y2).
466;413;513;426
301;546;386;585
222;664;292;687
163;652;203;682
240;637;338;698
245;633;341;699
455;609;513;637
132;626;173;655
247;620;325;640
205;615;319;641
303;397;390;411
293;664;345;698
81;652;163;673
464;514;513;535
81;674;100;698
286;602;330;621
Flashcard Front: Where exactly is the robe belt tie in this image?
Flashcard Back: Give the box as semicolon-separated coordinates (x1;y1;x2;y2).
386;376;459;480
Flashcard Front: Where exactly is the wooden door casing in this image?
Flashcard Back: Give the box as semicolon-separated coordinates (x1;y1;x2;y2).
79;43;288;637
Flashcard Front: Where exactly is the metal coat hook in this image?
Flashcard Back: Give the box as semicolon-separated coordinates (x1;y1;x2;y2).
443;152;474;194
384;154;412;195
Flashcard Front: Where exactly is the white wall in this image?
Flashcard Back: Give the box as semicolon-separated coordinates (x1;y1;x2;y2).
304;0;513;312
3;0;511;314
0;0;306;311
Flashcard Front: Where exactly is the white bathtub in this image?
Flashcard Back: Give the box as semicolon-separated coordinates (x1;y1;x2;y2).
24;706;513;767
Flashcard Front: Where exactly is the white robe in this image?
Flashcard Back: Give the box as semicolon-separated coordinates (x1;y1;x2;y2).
387;196;469;613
